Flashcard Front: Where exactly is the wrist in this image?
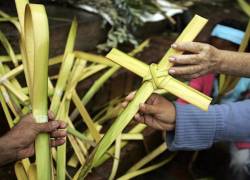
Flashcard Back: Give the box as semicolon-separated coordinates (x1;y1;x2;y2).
212;48;224;73
0;135;18;166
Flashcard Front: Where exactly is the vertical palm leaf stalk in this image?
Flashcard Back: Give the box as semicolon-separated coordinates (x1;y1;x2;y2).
24;4;51;180
50;17;78;114
49;18;81;167
217;19;250;102
55;100;67;180
15;0;32;99
50;52;75;171
78;15;209;178
70;39;150;121
56;59;90;180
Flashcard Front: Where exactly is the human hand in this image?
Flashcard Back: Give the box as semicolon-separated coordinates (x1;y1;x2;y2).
168;42;221;79
122;92;176;131
0;112;67;165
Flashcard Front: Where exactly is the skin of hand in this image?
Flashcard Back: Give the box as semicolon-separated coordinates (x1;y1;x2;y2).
168;41;250;79
0;112;67;166
122;92;176;131
168;42;221;79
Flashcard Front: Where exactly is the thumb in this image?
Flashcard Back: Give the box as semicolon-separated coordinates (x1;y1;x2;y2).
139;103;159;115
34;121;60;133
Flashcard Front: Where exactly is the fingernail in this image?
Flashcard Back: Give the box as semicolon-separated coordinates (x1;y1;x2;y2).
169;69;175;74
61;122;67;128
169;57;176;62
140;103;145;108
171;44;177;48
121;102;126;107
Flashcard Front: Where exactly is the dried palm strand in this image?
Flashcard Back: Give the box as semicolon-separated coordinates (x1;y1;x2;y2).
57;59;95;180
117;153;177;180
0;86;19;117
238;0;250;17
15;0;32;97
79;64;108;82
0;10;20;31
0;54;22;62
56;99;68;180
109;134;122;180
94;124;147;167
70;39;150;121
0;61;28;104
28;164;37;180
50;53;75;114
1;65;24;85
0;90;14;127
0;30;18;66
74;51;116;67
15;161;28;180
127;143;167;173
50;17;78;114
72;90;101;142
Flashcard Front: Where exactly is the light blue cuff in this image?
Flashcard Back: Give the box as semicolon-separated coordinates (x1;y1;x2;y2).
211;24;245;45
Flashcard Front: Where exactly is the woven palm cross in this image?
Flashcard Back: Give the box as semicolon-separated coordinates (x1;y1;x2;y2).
79;15;212;178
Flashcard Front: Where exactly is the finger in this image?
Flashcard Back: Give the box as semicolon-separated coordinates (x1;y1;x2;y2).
138;115;163;130
144;115;174;131
58;121;67;129
171;42;204;53
51;129;67;138
181;73;205;80
121;101;128;108
146;93;159;104
51;138;65;147
168;65;202;76
134;113;148;124
161;123;175;131
139;103;159;115
169;54;201;65
34;121;60;133
125;91;136;101
134;113;141;121
48;111;55;120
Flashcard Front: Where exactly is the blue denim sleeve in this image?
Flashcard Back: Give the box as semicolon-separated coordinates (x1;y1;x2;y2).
166;100;250;151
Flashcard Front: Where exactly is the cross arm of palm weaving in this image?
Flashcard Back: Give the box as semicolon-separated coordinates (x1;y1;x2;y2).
79;15;213;178
106;15;212;111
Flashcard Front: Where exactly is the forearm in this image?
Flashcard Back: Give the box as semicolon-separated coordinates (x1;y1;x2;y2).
0;136;17;166
216;50;250;77
167;100;250;151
